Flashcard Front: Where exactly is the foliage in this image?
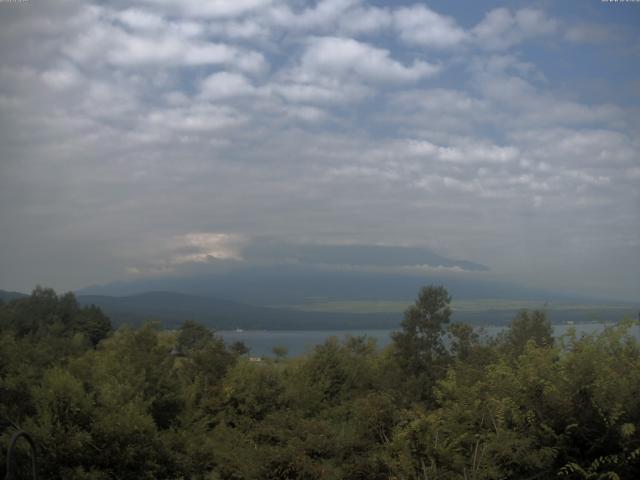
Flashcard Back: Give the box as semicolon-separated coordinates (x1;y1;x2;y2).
391;285;452;401
1;286;639;479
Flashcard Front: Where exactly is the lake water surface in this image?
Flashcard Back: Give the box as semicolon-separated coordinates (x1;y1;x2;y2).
219;322;639;357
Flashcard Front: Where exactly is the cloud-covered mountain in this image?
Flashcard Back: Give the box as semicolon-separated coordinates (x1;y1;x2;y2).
243;243;489;271
77;263;593;307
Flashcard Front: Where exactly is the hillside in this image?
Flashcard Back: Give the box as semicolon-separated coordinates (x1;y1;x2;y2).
0;289;28;303
77;290;637;330
76;291;399;330
77;265;603;305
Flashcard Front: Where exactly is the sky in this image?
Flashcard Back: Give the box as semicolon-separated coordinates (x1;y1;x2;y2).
0;0;638;300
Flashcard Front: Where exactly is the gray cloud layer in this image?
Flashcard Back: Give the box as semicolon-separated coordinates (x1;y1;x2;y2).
0;0;638;299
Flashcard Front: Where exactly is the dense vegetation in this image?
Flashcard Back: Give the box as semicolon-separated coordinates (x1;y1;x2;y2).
1;286;639;479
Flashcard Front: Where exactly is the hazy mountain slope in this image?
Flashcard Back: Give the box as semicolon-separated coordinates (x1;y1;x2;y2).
77;291;400;330
0;289;28;302
243;243;490;271
76;290;637;330
3;288;634;330
77;265;596;305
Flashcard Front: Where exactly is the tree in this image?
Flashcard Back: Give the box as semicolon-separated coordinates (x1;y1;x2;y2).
448;322;479;361
74;305;111;347
0;288;111;346
230;340;250;356
499;309;553;357
392;286;452;370
272;346;288;361
391;285;452;400
176;320;213;353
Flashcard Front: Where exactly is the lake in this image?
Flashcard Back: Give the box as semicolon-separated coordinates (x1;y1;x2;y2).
218;322;639;357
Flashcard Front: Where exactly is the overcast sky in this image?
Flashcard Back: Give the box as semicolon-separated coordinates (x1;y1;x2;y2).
0;0;638;300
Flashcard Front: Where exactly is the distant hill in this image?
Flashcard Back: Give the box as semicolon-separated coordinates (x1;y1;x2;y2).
2;288;635;330
74;265;640;329
77;291;400;330
77;265;605;306
76;291;637;330
0;289;28;302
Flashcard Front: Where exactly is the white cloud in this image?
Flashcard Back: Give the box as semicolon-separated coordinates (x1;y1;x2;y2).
117;8;165;31
472;8;559;50
338;5;392;35
65;11;268;73
258;0;391;37
41;65;82;90
270;71;370;104
301;36;439;84
269;0;358;31
514;9;558;36
145;104;246;132
208;19;271;40
171;232;247;263
200;71;256;99
388;88;495;132
511;128;637;168
108;34;266;72
282;104;329;122
469;54;622;128
394;5;467;48
140;0;273;19
402;139;519;165
297;0;359;29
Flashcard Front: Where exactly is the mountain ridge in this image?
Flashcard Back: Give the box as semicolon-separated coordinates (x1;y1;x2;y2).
75;265;618;305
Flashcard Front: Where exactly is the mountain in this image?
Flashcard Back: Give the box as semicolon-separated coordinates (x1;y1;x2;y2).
77;291;399;330
75;290;637;330
77;265;592;306
0;289;28;302
243;243;490;271
3;287;635;330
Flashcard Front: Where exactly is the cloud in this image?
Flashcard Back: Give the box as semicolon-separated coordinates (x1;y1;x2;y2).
565;23;617;44
139;0;273;19
65;8;268;73
116;8;165;31
468;54;623;128
0;0;638;300
244;242;489;271
208;19;272;40
171;233;247;263
200;72;256;99
394;5;467;48
387;88;496;133
511;128;637;168
290;0;359;30
403;139;520;165
300;36;439;84
271;68;371;104
268;0;356;31
41;65;82;90
145;104;246;133
472;8;559;50
338;5;392;35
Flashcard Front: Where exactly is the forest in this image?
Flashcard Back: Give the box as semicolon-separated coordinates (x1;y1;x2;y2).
1;286;639;479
